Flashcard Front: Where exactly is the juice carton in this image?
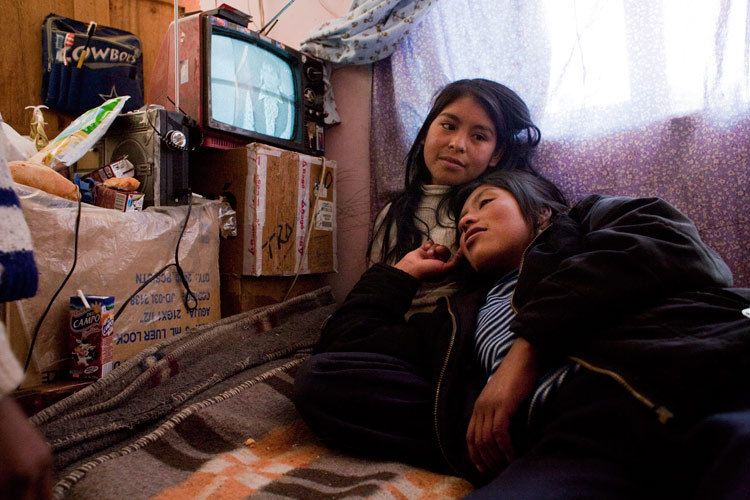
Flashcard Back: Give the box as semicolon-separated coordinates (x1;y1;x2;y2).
68;295;115;379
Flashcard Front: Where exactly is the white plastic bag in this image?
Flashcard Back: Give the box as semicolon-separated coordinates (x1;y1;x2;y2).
10;184;221;386
0;114;36;161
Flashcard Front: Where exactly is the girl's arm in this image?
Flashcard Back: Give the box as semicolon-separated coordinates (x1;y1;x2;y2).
316;263;419;355
0;396;53;500
0;323;53;499
317;243;459;359
466;338;539;474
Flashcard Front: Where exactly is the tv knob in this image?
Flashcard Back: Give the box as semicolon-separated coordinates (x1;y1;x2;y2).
305;65;324;81
303;87;316;104
165;129;187;150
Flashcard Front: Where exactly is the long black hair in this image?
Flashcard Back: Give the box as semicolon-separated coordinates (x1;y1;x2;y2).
368;79;545;264
451;169;569;240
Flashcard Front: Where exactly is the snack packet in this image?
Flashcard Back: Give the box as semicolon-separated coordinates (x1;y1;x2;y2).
31;96;129;168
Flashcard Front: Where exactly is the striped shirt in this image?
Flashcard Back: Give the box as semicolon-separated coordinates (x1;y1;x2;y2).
474;270;577;424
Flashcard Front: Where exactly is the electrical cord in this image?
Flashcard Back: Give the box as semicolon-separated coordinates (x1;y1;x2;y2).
114;192;198;321
283;160;330;302
24;193;83;372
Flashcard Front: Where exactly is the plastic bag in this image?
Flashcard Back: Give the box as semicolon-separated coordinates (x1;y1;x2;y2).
9;184;221;387
0;114;37;161
218;198;238;238
30;96;128;167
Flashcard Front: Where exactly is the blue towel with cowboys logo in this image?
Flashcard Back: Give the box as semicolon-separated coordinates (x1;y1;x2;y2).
41;13;144;116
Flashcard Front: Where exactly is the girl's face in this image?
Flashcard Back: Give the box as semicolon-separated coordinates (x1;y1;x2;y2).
458;185;535;274
422;96;502;186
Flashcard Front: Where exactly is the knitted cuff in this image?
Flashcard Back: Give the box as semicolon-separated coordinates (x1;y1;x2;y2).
0;248;38;301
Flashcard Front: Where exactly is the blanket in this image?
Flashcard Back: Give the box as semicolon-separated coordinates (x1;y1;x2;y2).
34;287;473;499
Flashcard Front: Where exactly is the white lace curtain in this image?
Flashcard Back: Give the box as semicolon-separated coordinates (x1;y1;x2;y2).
377;0;750;142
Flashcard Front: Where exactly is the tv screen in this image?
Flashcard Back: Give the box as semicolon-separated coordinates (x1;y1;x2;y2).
209;33;296;140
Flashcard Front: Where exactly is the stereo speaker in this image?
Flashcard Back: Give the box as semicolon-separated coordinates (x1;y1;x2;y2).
97;108;190;207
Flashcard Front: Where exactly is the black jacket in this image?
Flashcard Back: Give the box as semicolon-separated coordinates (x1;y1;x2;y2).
316;195;750;480
512;195;750;422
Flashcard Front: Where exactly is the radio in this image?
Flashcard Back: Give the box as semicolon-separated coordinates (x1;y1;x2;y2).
96;108;191;207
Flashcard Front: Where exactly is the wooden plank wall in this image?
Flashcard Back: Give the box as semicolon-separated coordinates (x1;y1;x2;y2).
0;0;184;138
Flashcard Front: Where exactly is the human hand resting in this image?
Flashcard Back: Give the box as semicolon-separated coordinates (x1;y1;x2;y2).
0;396;53;500
394;241;461;281
467;338;540;475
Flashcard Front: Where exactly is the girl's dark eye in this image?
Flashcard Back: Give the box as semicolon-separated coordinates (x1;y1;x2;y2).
479;198;492;208
473;134;487;141
441;122;456;131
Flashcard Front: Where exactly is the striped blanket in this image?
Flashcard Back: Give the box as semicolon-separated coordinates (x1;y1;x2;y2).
34;288;473;499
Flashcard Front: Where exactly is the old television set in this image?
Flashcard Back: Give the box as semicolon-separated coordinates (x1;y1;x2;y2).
150;5;326;155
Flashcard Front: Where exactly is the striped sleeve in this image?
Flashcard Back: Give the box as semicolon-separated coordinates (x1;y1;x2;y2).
0;124;38;301
474;272;519;377
0;124;36;394
474;270;578;426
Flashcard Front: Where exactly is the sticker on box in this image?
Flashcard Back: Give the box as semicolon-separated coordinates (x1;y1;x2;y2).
315;200;334;231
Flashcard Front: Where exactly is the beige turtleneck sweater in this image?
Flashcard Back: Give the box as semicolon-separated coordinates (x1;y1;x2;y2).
369;185;461;315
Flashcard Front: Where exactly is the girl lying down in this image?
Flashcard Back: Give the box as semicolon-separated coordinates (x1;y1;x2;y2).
294;169;750;499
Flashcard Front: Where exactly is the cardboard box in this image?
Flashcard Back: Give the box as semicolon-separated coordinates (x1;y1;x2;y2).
93;184;144;211
13;380;93;416
220;274;328;317
83;158;135;183
192;143;337;276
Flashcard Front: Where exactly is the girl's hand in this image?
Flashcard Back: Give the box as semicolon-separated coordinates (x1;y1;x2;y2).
466;338;539;475
394;242;461;280
0;396;53;500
